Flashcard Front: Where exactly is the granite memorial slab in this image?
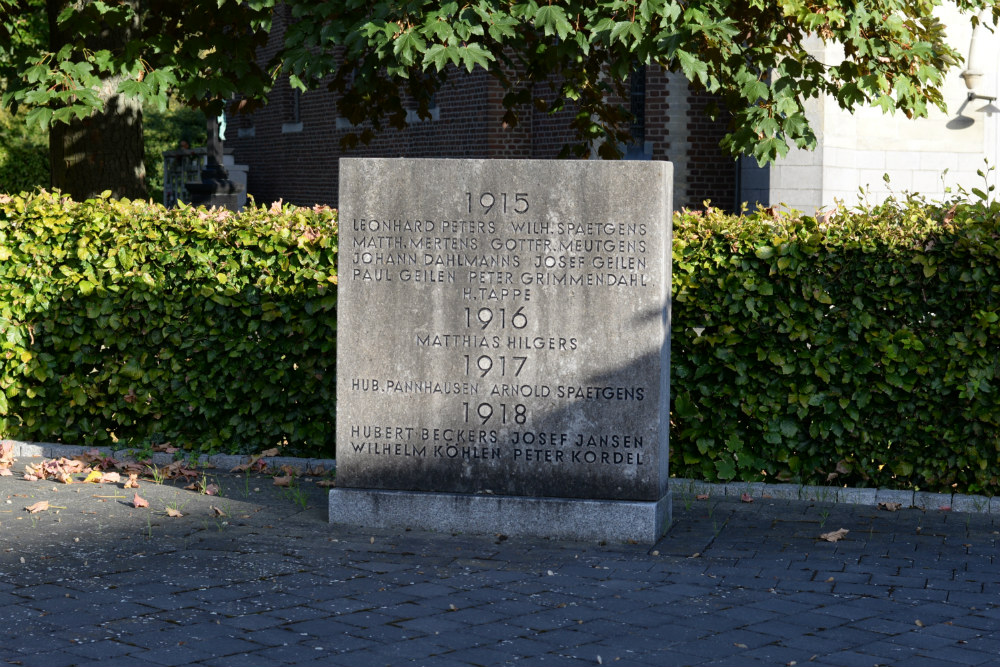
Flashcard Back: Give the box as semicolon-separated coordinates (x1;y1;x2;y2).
331;158;673;542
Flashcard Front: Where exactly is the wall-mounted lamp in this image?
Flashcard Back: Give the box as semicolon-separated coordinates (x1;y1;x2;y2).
968;92;1000;115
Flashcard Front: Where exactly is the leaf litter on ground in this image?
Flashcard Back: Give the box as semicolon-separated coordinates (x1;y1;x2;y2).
819;528;849;542
24;500;49;513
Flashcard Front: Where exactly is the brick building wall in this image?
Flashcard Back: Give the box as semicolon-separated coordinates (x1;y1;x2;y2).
226;14;739;210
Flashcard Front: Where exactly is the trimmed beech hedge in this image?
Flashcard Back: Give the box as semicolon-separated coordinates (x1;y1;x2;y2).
2;190;998;493
670;195;1000;494
0;191;337;458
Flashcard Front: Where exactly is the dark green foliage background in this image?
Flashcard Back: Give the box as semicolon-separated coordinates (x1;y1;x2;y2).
670;196;1000;494
0;192;337;457
2;190;998;492
0;109;48;194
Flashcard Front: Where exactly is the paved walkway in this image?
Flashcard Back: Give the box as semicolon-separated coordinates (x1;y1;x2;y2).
1;450;998;667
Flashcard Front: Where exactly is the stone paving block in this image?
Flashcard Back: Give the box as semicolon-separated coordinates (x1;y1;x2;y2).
952;494;990;513
913;491;953;510
724;482;766;498
128;644;221;666
345;622;426;643
845;616;914;636
885;629;958;650
822;649;906;667
209;454;245;471
762;484;803;500
906;652;971;667
837;487;877;505
449;645;527;665
6;650;85;667
876;488;915;507
689;480;718;497
799;486;838;502
63;640;137;661
742;643;814;665
925;644;1000;666
670;478;695;494
198;653;288;667
9;441;49;457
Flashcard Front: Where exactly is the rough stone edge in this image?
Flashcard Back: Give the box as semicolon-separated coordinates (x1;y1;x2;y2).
2;439;335;475
5;441;996;516
330;488;672;544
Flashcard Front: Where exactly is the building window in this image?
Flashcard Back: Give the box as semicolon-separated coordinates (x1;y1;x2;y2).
282;88;303;133
630;66;646;145
625;66;651;159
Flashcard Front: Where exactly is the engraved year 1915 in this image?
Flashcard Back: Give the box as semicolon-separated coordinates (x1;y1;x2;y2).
466;192;529;215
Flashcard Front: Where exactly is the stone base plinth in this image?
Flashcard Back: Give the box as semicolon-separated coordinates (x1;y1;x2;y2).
329;489;672;543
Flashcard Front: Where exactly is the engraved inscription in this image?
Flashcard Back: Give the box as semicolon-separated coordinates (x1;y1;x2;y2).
337;159;670;501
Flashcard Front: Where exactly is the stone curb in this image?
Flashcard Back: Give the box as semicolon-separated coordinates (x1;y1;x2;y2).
672;477;998;514
2;439;336;475
6;440;997;515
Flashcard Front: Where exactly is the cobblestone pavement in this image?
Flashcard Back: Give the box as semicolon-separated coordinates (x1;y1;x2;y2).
1;453;998;667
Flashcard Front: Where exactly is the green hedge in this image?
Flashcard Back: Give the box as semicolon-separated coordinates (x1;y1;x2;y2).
670;195;1000;494
2;190;998;493
0;191;337;457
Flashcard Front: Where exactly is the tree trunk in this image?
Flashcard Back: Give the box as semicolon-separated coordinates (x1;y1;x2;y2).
47;0;147;201
49;83;146;201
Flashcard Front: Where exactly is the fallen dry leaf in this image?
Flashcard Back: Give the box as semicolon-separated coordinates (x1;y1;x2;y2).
25;501;49;513
316;479;336;488
82;470;103;484
740;493;754;503
204;483;219;496
123;474;140;489
915;619;924;627
210;505;227;517
99;471;121;484
0;468;12;477
23;457;88;482
734;643;748;649
0;441;14;468
819;528;849;542
878;501;903;512
231;454;269;474
163;461;199;481
165;508;183;518
132;493;149;509
152;444;180;454
260;448;280;457
938;505;951;512
76;450;119;471
272;475;293;487
696;494;709;500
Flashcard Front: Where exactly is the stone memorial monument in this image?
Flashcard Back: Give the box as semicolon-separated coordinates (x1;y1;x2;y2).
331;158;673;542
186;114;244;211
